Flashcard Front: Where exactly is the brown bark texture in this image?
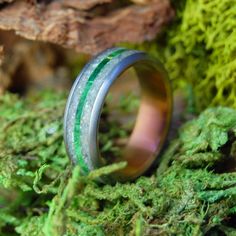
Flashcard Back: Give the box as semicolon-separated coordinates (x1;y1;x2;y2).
0;0;174;54
0;45;3;65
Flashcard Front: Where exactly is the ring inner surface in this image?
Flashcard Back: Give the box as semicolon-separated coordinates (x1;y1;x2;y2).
98;61;171;181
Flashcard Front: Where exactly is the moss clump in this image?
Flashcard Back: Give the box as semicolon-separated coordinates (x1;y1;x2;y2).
129;0;236;112
0;91;68;191
0;91;236;236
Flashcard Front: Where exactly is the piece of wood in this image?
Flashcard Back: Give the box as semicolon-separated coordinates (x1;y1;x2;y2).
0;0;174;54
0;45;3;66
0;31;73;94
61;0;113;10
0;45;9;94
0;0;13;3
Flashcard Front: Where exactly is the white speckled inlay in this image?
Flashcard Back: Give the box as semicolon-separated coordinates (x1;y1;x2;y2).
64;48;139;172
80;50;138;170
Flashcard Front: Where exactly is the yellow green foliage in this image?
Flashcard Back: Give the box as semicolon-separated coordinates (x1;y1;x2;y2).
133;0;236;112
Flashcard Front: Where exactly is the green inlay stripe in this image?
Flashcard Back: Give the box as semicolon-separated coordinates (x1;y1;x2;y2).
74;48;126;173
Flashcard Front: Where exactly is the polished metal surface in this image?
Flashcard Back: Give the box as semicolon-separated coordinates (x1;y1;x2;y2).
64;47;172;182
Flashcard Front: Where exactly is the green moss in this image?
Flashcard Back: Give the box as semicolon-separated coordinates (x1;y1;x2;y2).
123;0;236;112
0;91;67;191
0;91;235;235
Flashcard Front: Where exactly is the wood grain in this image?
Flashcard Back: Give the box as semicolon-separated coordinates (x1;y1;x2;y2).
0;0;174;54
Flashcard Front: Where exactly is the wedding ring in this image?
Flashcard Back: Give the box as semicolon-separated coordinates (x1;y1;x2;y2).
64;47;172;182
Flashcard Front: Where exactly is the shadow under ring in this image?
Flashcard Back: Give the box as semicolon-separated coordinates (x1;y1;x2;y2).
64;47;172;182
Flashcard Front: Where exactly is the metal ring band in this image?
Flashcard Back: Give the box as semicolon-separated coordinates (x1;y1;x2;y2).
64;47;172;182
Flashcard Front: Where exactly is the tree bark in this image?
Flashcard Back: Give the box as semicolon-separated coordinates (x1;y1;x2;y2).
0;0;174;54
0;46;3;65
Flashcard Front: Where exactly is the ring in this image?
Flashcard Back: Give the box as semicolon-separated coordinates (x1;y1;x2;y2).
64;47;172;182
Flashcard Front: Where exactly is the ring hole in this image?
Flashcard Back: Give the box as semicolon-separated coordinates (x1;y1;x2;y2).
98;67;141;166
98;61;171;181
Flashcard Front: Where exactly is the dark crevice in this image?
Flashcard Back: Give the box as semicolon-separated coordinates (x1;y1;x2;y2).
86;0;133;18
213;131;236;173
